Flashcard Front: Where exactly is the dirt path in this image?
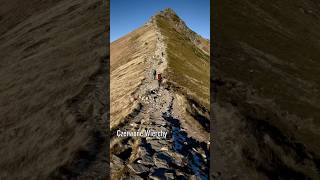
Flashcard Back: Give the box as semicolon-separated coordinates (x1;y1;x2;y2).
110;23;209;179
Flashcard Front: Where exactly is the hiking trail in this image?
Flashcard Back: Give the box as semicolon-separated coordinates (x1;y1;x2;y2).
110;22;209;180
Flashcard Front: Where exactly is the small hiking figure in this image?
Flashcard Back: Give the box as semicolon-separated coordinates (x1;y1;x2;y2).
161;52;164;57
152;69;156;80
157;73;162;86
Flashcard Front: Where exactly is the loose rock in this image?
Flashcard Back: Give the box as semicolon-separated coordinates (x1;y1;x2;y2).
127;163;149;175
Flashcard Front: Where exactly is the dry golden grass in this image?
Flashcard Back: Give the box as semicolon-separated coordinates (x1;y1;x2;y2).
110;24;157;130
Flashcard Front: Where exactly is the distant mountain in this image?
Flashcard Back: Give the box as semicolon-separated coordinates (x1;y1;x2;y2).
213;0;320;179
110;8;210;179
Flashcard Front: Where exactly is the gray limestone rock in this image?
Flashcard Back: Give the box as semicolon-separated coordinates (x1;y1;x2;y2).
164;172;174;179
138;155;154;166
127;163;149;175
149;140;162;151
153;156;169;168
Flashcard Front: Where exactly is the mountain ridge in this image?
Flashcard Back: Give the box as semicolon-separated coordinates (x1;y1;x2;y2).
110;8;210;179
150;8;210;55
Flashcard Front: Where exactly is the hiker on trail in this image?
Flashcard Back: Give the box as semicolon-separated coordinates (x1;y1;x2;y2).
152;69;156;80
161;52;164;57
157;73;162;86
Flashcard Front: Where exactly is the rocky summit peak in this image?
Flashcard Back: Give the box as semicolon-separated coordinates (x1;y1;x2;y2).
148;8;182;25
162;8;177;16
150;8;209;55
157;8;180;21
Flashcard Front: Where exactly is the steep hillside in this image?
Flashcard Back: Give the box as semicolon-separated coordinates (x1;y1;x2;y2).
0;0;107;179
110;8;210;179
110;24;157;131
155;8;210;110
213;0;320;179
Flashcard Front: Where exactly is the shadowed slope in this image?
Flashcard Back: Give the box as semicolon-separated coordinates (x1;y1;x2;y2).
213;0;320;179
0;0;107;179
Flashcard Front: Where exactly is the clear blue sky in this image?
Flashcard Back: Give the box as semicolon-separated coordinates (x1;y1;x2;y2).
110;0;210;42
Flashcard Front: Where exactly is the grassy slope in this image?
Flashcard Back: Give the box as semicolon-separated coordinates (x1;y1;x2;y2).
156;14;210;110
217;0;320;119
214;0;320;179
110;24;156;130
